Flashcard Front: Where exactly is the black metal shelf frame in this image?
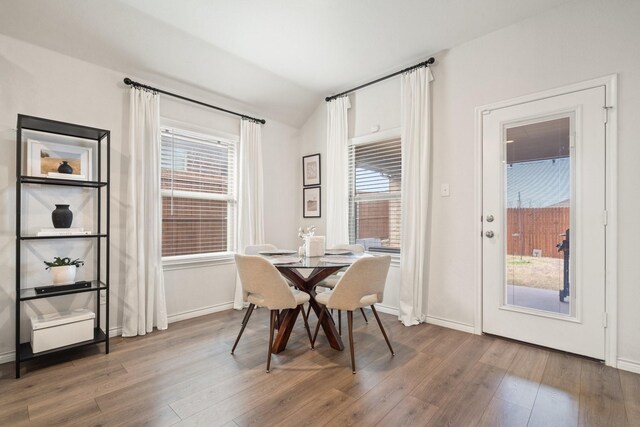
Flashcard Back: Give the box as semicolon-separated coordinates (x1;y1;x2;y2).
15;114;110;378
20;280;107;301
18;328;107;362
20;234;108;240
21;176;108;188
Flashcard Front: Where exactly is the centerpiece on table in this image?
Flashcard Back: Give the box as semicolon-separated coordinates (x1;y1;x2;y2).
297;226;316;256
298;226;325;257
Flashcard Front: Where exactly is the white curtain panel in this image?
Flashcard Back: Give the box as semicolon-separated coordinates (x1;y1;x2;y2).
123;87;168;336
234;119;265;309
399;66;434;326
326;96;351;247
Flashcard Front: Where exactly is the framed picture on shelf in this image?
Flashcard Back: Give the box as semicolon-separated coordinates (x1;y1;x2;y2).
27;139;92;181
302;153;321;186
303;186;321;218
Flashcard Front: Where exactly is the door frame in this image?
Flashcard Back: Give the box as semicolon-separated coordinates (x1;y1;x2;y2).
473;75;618;366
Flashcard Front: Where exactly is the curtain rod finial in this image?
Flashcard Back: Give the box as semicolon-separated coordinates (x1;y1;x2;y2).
123;77;133;85
426;57;435;65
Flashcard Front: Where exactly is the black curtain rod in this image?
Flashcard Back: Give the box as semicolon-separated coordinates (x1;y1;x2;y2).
325;57;435;102
123;78;266;124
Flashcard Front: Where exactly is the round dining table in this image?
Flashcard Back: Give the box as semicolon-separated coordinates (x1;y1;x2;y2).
263;253;364;353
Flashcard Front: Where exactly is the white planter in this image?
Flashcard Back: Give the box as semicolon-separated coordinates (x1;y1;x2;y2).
50;265;77;285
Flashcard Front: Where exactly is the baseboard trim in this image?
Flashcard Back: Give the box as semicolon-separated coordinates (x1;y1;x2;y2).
369;306;476;335
0;351;14;365
617;358;640;374
168;302;235;324
426;315;475;334
117;302;235;336
373;303;399;317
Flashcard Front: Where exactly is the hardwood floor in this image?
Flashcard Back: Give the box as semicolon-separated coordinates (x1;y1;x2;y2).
1;308;638;426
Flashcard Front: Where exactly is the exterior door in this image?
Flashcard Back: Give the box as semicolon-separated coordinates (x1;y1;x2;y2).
482;86;606;359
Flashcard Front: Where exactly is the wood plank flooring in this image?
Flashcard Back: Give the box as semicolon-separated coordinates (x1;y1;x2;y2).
1;308;638;426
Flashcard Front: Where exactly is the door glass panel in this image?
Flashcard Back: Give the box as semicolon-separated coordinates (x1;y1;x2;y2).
504;116;572;315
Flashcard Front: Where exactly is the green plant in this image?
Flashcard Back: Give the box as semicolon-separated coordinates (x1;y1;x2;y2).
44;257;84;270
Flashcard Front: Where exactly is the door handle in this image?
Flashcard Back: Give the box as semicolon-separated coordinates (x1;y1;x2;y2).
485;231;495;238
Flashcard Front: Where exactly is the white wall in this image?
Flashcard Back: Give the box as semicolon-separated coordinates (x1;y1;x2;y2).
431;0;640;369
262;121;301;250
0;34;300;358
299;101;327;235
299;0;640;367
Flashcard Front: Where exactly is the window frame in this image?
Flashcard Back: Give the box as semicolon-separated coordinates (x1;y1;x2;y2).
159;119;239;266
348;128;402;255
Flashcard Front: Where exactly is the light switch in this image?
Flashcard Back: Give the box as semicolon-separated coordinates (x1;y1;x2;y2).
440;183;450;197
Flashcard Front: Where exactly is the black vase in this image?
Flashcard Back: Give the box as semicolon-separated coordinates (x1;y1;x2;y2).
58;161;73;174
51;204;73;228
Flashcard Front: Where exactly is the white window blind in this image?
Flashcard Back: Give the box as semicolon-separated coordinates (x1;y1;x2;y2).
161;127;236;257
348;138;402;252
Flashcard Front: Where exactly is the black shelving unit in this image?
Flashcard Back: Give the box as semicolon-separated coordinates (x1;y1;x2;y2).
15;114;110;378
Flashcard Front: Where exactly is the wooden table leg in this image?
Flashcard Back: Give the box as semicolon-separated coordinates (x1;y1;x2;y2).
271;307;299;353
275;266;345;352
309;299;344;351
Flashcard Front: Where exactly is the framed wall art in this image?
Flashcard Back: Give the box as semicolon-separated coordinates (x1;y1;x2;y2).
303;186;321;218
27;139;92;180
302;153;321;186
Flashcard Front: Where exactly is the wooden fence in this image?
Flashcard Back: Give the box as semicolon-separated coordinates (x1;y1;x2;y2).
506;207;569;259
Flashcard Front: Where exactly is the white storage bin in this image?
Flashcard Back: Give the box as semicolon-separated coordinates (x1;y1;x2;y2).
30;309;95;353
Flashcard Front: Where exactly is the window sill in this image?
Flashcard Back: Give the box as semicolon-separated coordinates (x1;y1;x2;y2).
366;249;401;267
162;252;235;271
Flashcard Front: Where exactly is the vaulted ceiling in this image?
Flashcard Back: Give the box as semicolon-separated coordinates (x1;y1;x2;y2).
0;0;572;127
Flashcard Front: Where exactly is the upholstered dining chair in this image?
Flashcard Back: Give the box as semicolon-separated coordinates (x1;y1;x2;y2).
237;244;274;322
242;243;296;326
311;255;394;373
313;244;368;329
232;254;313;372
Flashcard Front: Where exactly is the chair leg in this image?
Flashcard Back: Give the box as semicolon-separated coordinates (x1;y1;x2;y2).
360;307;369;323
240;303;252;325
266;310;277;373
371;305;395;356
338;310;342;335
231;303;255;354
300;304;314;349
348;311;356;374
312;308;326;348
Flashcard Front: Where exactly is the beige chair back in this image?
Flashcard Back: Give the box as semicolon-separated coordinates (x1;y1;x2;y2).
240;245;279;301
244;244;277;255
327;255;391;311
234;254;298;310
331;244;365;253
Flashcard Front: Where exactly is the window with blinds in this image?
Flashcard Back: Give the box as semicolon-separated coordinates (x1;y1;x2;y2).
161;127;236;257
348;138;402;252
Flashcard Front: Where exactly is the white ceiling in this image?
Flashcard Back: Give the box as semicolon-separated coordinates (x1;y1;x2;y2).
0;0;572;127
